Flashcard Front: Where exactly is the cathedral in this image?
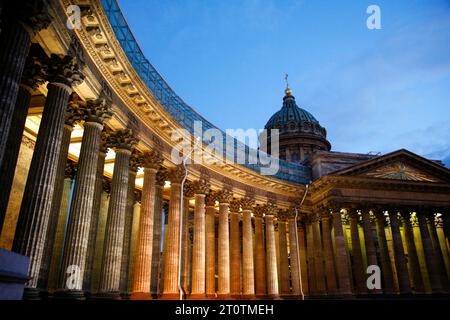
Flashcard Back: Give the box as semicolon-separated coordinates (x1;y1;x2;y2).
0;0;449;301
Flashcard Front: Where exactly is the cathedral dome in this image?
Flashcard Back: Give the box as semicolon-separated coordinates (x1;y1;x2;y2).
261;88;331;163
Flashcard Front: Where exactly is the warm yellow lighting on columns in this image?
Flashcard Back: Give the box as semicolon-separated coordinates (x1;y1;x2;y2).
320;210;338;295
217;189;232;297
264;203;279;298
277;212;290;295
205;192;217;297
253;205;267;296
229;199;242;297
241;197;255;298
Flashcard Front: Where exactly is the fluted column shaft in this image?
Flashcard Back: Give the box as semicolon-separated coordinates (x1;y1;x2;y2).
38;124;73;291
306;221;316;293
230;211;241;295
242;209;254;296
277;220;290;294
361;210;381;294
83;150;107;292
374;211;394;294
119;170;136;295
331;210;352;295
388;211;411;294
418;213;444;293
254;216;266;295
265;214;279;297
427;214;450;291
205;205;216;295
191;193;206;295
12;82;72;292
98;148;131;295
298;224;309;295
288;219;301;295
312;215;326;294
162;182;182;295
150;181;164;295
133;167;158;293
401;212;424;293
218;202;230;295
321;213;337;294
0;85;32;230
349;211;366;294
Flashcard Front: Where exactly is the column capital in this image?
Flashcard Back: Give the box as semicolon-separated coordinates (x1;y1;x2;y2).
217;189;233;204
277;209;290;222
205;190;218;207
102;178;112;194
45;53;84;89
108;128;138;151
168;165;186;184
5;0;52;36
142;149;163;170
253;205;265;218
21;45;47;91
192;178;210;195
80;98;113;125
263;203;277;217
129;149;144;173
65;161;77;180
65;93;84;127
156;167;168;186
240;196;255;211
183;180;195;198
229;199;241;213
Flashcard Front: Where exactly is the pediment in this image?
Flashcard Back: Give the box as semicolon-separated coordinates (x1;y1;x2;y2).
330;149;450;183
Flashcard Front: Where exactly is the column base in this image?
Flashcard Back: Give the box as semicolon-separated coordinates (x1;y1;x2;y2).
120;292;131;300
216;293;233;300
160;293;183;300
23;288;42;300
91;291;122;300
240;294;257;300
130;292;154;300
52;289;86;300
188;293;208;300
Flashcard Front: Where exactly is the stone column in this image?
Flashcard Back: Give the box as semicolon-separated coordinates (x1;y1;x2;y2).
150;168;167;296
229;199;242;296
330;206;352;296
264;204;279;297
321;211;337;294
0;2;50;177
311;212;326;295
298;219;309;295
98;129;137;297
388;210;412;294
205;192;217;296
120;150;142;297
305;217;316;294
241;197;255;297
217;189;232;297
427;212;450;291
132;150;162;297
417;212;445;293
190;179;210;297
12;54;83;298
288;216;301;296
400;211;425;293
0;46;46;230
277;213;290;295
374;209;394;294
38;96;83;293
162;166;185;297
361;208;382;295
348;208;367;294
253;205;267;296
83;129;109;293
181;184;193;294
57;98;112;298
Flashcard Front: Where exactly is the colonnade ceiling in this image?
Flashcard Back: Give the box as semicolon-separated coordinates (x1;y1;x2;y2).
18;0;308;208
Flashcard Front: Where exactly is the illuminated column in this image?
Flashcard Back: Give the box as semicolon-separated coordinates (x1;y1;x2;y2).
12;54;83;298
241;197;255;297
305;217;316;294
181;183;192;294
162;166;185;297
374;209;394;294
311;212;326;295
277;212;290;295
205;192;217;296
83;129;109;292
321;210;337;294
150;168;167;295
132;150;162;297
0;2;50;190
400;210;425;293
229;199;242;296
98;129;137;297
0;48;46;230
57;98;112;297
427;212;450;291
348;208;367;294
297;219;309;295
288;216;301;296
361;208;382;294
217;189;232;296
38;98;80;292
265;204;279;297
190;179;210;297
253;205;267;296
388;209;412;294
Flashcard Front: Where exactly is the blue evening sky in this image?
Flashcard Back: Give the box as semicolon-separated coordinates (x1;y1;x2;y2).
117;0;450;166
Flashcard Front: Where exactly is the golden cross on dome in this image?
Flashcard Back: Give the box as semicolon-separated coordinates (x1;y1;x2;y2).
285;73;289;89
